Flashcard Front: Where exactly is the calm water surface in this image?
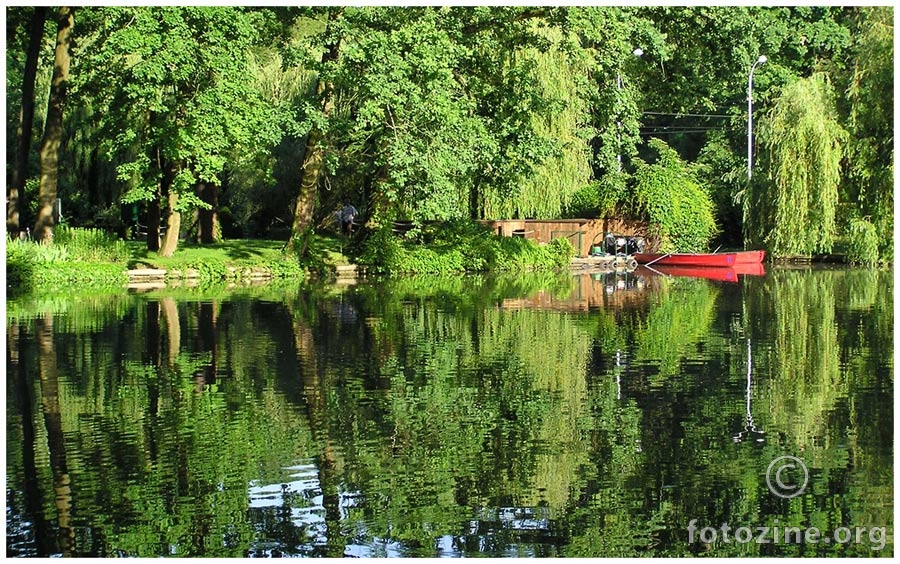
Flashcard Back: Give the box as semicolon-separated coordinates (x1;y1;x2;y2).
5;267;893;557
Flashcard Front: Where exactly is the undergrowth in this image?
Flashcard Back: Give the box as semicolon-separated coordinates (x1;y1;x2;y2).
357;220;575;275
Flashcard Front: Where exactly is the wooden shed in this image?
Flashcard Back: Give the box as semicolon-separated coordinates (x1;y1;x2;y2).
480;218;655;257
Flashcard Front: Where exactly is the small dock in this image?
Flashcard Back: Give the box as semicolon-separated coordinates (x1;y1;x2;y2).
126;268;168;290
571;254;638;272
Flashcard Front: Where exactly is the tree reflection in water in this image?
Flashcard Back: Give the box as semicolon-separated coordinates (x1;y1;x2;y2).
5;268;893;557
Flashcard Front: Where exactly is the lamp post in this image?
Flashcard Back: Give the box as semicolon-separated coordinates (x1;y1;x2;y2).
617;47;644;171
747;55;767;181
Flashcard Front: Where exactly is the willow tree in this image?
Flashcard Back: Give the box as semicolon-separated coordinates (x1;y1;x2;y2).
745;73;847;257
482;24;593;220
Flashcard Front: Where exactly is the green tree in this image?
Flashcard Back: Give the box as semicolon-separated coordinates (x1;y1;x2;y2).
76;7;281;255
287;8;341;255
746;73;847;257
842;7;893;262
637;7;854;246
629;138;718;252
7;7;47;235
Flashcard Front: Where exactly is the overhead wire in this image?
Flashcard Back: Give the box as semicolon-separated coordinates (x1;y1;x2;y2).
639;110;736;135
642;111;735;119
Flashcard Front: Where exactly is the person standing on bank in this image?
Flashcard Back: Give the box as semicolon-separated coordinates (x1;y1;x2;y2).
340;201;358;236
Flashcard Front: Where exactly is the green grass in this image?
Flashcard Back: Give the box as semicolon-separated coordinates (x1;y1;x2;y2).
120;235;354;275
126;239;297;270
7;232;359;297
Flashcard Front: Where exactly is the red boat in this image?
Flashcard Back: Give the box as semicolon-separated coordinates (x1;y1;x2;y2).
641;263;766;283
632;250;765;267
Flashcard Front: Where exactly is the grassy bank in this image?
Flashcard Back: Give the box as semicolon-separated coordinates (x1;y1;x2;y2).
7;222;576;296
6;226;312;297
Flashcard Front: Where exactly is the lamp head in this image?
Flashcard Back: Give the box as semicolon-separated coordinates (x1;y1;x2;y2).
757;55;767;64
633;47;644;57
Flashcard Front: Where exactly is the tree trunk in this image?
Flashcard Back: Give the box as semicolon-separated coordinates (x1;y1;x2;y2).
33;7;73;243
8;7;47;235
159;190;181;257
197;181;219;244
470;177;483;220
156;159;180;256
146;193;161;252
291;300;345;556
367;166;392;225
287;10;341;255
196;301;218;390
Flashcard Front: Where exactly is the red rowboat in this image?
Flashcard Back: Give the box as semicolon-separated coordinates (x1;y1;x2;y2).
632;250;765;267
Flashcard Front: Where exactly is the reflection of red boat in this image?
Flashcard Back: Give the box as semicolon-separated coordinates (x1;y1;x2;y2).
633;250;765;267
641;262;766;282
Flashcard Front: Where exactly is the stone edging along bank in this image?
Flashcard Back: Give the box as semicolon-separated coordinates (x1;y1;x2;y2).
125;266;278;289
125;264;362;289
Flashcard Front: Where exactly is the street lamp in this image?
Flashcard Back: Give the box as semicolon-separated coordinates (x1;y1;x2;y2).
747;54;767;181
617;47;645;171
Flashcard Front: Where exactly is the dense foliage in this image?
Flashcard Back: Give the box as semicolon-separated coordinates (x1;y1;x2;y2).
357;221;575;274
629;138;717;252
745;73;847;256
6;226;129;292
5;6;893;259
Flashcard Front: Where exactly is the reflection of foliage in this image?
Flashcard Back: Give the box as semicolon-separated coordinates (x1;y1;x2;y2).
632;277;719;383
7;297;316;557
6;268;893;556
735;268;893;556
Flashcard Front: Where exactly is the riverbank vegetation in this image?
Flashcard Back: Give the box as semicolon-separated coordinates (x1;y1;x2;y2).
5;6;893;288
6;222;574;296
356;222;575;275
7;227;308;296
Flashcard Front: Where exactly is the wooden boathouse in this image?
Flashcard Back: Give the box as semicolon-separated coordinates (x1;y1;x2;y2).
479;218;655;257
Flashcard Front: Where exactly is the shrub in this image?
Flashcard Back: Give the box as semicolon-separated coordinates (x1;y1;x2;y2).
6;237;126;295
630;138;718;252
54;225;128;262
357;221;576;274
6;239;36;294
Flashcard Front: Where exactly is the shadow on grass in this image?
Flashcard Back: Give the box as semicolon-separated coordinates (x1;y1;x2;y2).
123;236;352;270
215;239;284;261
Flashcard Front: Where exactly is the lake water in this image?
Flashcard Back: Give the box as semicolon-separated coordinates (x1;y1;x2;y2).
5;266;893;557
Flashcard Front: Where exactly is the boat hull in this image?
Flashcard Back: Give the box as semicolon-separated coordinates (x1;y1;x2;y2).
633;250;765;267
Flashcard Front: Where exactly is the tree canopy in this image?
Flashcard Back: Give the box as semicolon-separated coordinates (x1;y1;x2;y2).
5;6;893;258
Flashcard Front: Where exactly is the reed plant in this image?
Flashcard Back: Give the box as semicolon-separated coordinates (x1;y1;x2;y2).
54;225;129;262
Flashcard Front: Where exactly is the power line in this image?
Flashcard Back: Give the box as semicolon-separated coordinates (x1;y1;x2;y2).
639;129;723;135
640;125;723;130
643;111;734;119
